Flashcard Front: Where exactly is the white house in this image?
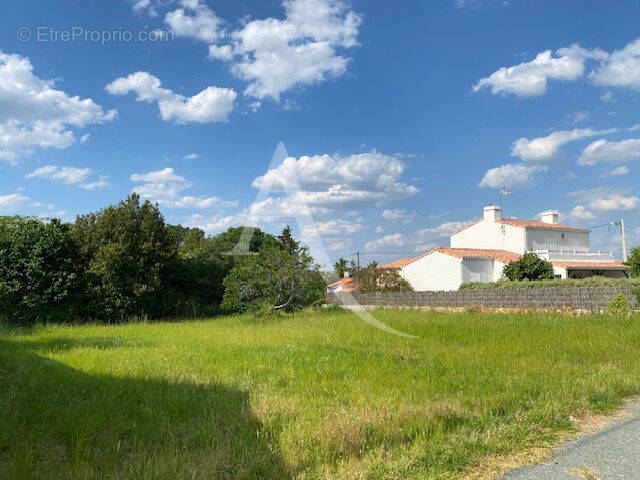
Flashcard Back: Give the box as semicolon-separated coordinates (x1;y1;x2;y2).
379;205;629;291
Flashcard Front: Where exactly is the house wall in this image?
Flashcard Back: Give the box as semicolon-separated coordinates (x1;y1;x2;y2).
526;229;590;252
400;251;462;291
450;220;526;253
461;258;494;283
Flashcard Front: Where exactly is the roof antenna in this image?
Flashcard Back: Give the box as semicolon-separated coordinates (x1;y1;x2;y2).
499;186;511;215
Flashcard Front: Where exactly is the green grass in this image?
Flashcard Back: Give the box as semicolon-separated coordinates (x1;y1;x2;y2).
2;308;640;479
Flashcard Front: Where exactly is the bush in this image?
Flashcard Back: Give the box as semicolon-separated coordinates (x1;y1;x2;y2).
503;252;554;281
627;246;640;277
460;276;640;290
607;294;630;316
0;217;84;325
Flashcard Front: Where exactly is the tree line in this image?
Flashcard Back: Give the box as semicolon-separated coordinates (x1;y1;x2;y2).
0;195;325;325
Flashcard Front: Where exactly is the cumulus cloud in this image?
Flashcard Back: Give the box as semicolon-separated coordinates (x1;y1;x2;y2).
511;128;613;162
26;165;110;190
106;71;236;123
381;208;415;223
479;163;545;188
0;193;30;212
570;110;589;124
130;167;237;209
568;205;596;221
303;218;365;236
210;0;362;101
164;0;224;43
416;221;473;238
601;166;630;177
0;51;115;164
578;138;640;165
251;151;419;210
364;233;405;251
473;45;606;97
186;212;246;233
588;194;639;212
590;38;640;89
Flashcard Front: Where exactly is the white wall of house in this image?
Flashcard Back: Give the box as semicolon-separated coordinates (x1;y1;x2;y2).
400;251;462;291
526;229;590;252
493;260;507;280
450;220;526;253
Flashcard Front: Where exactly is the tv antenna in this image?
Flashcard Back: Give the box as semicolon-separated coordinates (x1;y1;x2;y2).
499;187;511;214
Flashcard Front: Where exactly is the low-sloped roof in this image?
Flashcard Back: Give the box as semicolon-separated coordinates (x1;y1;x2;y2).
405;247;521;266
496;219;589;232
378;257;416;269
326;277;356;291
552;261;628;270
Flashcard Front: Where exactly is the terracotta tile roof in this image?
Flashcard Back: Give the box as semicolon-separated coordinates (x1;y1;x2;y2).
326;277;357;292
378;257;416;269
552;261;629;270
435;247;522;264
496;219;589;232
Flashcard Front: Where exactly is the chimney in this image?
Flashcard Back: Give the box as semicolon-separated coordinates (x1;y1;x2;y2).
483;204;502;221
540;210;559;224
343;270;350;278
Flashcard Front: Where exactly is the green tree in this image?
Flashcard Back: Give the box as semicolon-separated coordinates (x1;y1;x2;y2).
503;252;554;281
333;257;356;278
0;217;84;325
626;246;640;277
353;267;413;292
222;245;325;313
72;194;178;320
277;225;299;254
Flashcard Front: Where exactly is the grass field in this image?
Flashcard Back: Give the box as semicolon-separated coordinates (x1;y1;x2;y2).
2;308;640;480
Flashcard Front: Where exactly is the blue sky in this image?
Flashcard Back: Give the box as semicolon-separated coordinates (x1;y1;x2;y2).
1;0;639;266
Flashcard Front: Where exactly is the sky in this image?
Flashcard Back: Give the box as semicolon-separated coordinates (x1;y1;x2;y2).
1;0;639;267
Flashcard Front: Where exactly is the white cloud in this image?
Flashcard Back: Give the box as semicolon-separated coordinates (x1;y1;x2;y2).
588;194;639;212
211;0;362;101
0;193;30;212
590;38;640;89
473;45;606;97
511;128;612;162
303;218;365;236
381;208;415;223
252;151;418;210
374;225;383;233
570;110;589;124
578;138;640;165
164;0;224;43
26;165;110;190
106;71;236;123
601;166;630;177
416;221;472;238
629;123;640;132
326;239;351;251
479;163;545;188
131;0;157;16
0;51;115;163
186;212;246;233
601;91;614;102
364;233;405;251
27;165;91;184
130;167;237;209
569;205;596;221
183;153;199;160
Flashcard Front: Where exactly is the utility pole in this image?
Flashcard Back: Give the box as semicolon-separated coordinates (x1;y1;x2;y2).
612;219;628;261
356;251;360;271
620;218;628;261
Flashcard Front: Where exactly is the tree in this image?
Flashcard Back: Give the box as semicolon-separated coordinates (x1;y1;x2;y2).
0;217;84;324
333;257;356;278
72;194;178;320
222;245;325;313
503;252;554;281
353;267;413;292
626;246;640;277
366;260;379;269
277;225;299;254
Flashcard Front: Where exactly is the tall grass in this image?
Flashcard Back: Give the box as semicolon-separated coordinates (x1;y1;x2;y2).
2;308;640;479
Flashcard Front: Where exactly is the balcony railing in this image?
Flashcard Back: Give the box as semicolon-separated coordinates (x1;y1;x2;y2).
531;249;615;262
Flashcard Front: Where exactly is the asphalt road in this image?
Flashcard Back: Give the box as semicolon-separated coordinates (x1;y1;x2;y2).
502;400;640;480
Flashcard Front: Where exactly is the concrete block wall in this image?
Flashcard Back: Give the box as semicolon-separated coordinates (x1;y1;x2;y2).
325;287;639;311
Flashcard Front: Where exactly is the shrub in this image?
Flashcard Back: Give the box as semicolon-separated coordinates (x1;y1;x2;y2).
503;252;554;281
0;217;84;325
353;268;414;292
627;246;640;278
460;276;640;290
607;294;630;316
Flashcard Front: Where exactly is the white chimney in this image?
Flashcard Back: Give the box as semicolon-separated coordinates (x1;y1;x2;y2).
343;270;350;278
483;204;502;221
540;210;559;224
